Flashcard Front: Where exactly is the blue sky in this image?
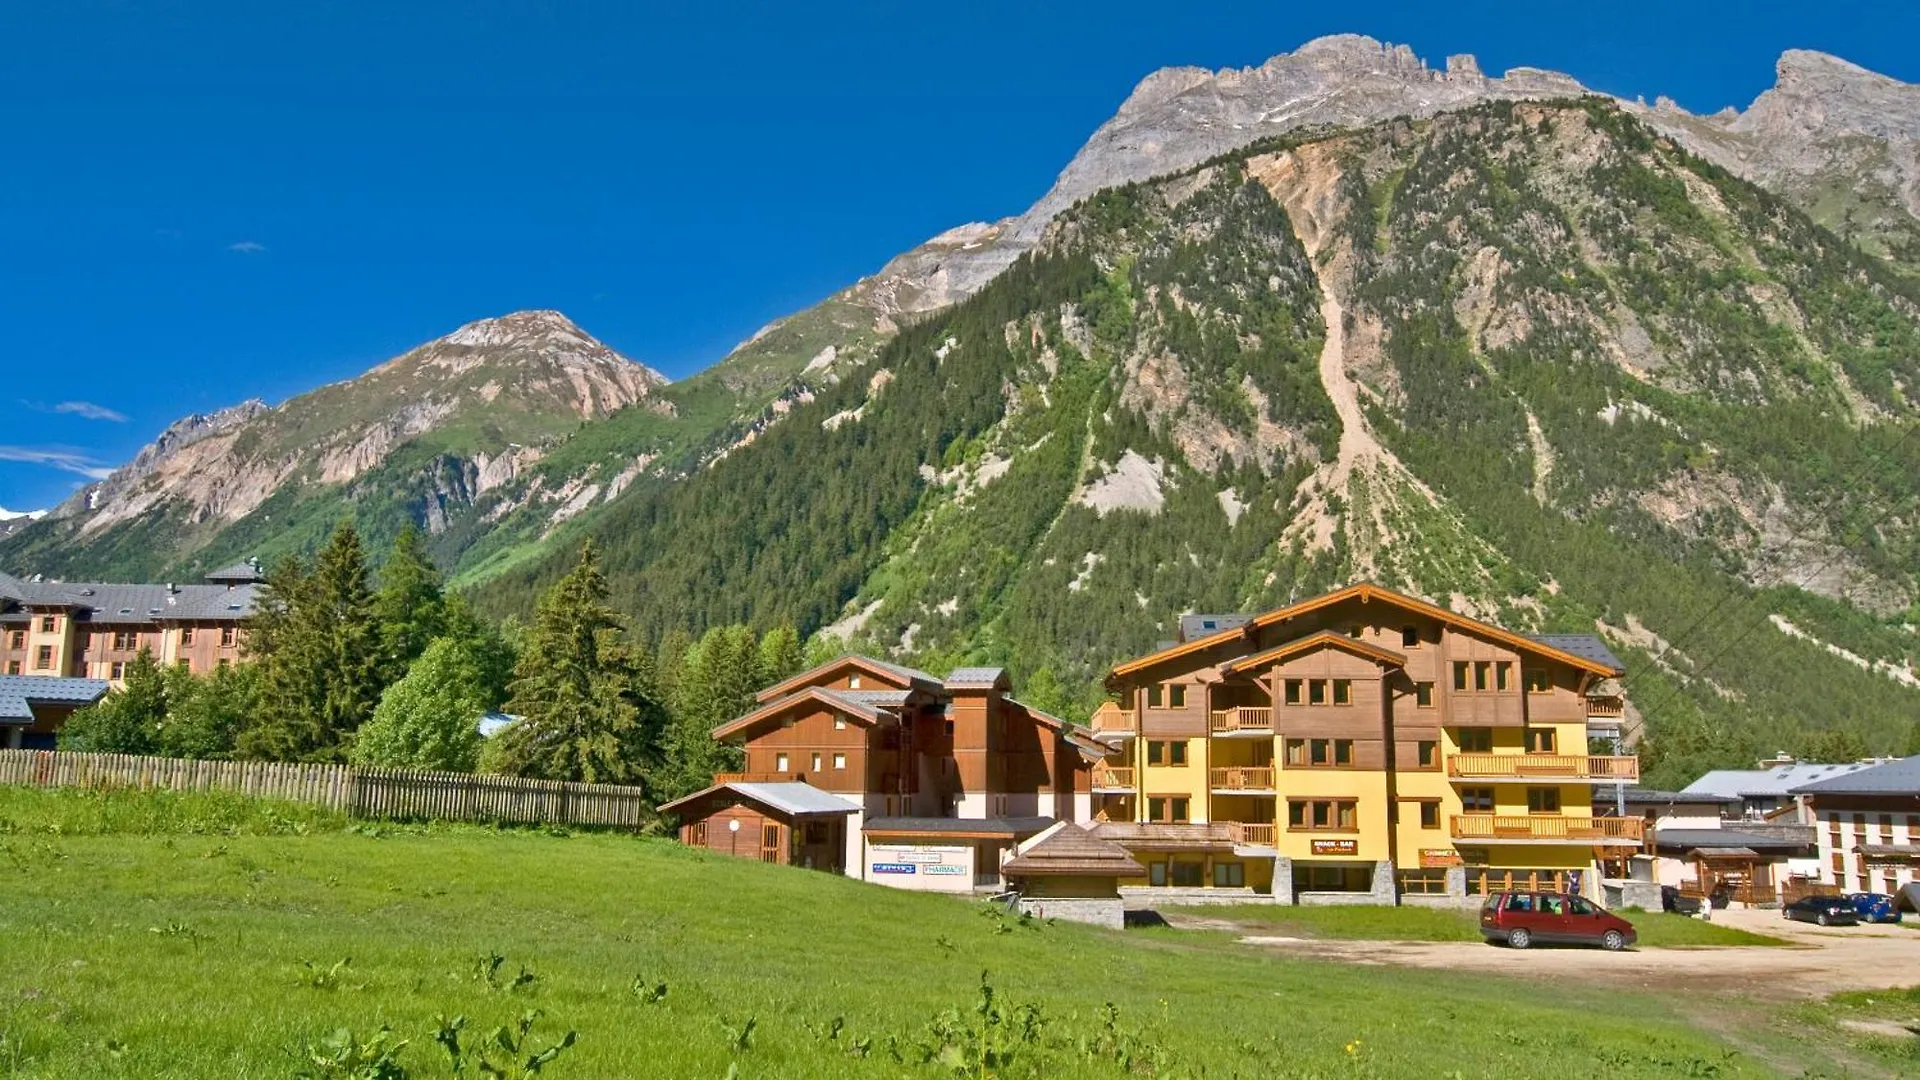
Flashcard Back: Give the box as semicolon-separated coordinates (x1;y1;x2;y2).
4;1;1917;510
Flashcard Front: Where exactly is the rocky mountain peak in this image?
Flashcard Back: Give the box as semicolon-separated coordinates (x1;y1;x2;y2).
441;309;593;349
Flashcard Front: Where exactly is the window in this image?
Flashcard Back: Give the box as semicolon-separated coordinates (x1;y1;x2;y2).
1147;684;1164;708
1569;896;1596;916
40;616;56;633
1214;862;1246;887
220;626;236;647
1525;669;1551;694
1418;801;1440;829
4;661;17;675
1310;739;1329;766
180;626;194;646
1148;861;1168;887
811;752;823;772
1288;799;1358;831
1416;741;1438;769
1461;787;1495;812
776;753;790;772
7;630;22;649
1308;680;1327;706
1146;797;1190;823
1458;728;1492;753
1453;662;1469;691
1170;741;1188;766
689;821;707;846
832;753;846;770
35;645;53;670
1284;739;1306;766
1167;684;1186;708
1333;739;1353;766
110;661;126;680
1283;679;1303;706
1170;861;1204;887
847;676;862;689
833;717;846;729
1503;893;1534;913
1401;625;1420;648
1526;788;1561;814
112;630;136;651
762;824;781;862
1495;662;1511;692
1524;729;1557;754
1473;662;1490;691
1414;682;1434;707
1331;679;1351;706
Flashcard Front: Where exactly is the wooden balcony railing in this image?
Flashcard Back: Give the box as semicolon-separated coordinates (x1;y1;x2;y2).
1585;695;1625;719
1091;765;1136;790
1225;822;1277;847
1447;754;1639;782
1450;814;1644;842
1089;702;1134;735
1209;766;1276;791
713;771;810;784
1209;707;1272;734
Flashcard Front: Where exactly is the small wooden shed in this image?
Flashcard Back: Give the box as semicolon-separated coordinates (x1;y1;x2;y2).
1002;822;1145;929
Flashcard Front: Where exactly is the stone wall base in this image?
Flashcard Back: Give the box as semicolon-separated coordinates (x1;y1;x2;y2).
1018;897;1124;930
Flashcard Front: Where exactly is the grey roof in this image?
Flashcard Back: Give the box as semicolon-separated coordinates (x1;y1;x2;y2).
204;559;266;583
1526;634;1625;672
0;571;28;603
1179;613;1252;643
727;782;861;816
0;674;111;721
862;657;942;687
1;578;259;623
863;815;1056;837
1684;761;1879;798
944;666;1007;688
1855;843;1920;858
1793;754;1920;796
1652;827;1813;852
1600;788;1743;806
830;689;913;706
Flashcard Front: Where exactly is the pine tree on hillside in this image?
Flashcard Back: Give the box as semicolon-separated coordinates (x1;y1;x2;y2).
490;540;666;785
373;523;448;681
757;624;804;686
659;625;763;798
441;593;517;709
237;522;385;762
58;648;167;754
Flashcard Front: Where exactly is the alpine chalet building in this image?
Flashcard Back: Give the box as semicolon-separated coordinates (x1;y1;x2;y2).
0;561;263;684
1089;584;1641;903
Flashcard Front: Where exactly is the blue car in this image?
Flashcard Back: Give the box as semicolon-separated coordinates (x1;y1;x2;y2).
1845;893;1904;924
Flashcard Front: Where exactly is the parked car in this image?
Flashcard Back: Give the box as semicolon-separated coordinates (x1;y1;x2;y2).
1660;885;1704;916
1844;893;1903;924
1782;896;1859;927
1480;891;1637;951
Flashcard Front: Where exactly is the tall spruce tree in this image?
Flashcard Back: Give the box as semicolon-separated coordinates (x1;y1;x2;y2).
660;625;762;798
237;522;384;762
373;524;448;682
491;540;666;785
756;624;804;686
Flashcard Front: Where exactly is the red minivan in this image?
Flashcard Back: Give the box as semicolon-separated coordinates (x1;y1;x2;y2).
1479;891;1637;950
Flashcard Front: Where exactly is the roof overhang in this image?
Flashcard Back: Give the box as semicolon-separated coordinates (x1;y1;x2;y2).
712;686;892;741
1217;630;1407;675
1108;584;1624;684
657;780;860;818
754;654;939;703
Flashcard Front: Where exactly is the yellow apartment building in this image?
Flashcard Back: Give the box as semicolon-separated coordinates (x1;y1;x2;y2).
1089;584;1641;905
0;562;261;686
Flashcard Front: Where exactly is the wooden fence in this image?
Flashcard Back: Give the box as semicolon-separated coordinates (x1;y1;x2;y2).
0;749;654;829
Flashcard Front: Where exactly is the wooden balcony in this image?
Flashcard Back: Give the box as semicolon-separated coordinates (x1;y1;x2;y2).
1447;753;1639;783
1209;766;1276;792
1209;707;1273;736
1585;695;1625;719
1089;702;1134;738
1450;814;1644;845
1225;822;1277;847
1091;765;1136;791
713;772;810;785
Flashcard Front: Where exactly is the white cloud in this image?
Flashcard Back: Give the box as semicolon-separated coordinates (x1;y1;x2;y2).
227;240;267;254
0;446;115;480
52;401;128;422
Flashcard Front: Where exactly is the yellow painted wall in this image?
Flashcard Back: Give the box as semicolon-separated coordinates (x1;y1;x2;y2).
1136;736;1210;823
1270;758;1388;864
25;611;72;674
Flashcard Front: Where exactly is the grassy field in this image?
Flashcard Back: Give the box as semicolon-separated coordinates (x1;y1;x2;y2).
1168;903;1791;948
0;788;1829;1078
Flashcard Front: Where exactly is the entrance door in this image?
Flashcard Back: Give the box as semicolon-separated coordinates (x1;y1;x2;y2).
760;823;782;863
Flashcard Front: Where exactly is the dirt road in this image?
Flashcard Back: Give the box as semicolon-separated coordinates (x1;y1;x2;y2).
1224;908;1920;1000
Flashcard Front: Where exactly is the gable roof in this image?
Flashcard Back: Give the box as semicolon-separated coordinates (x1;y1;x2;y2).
1110;584;1624;682
1004;698;1108;760
1002;822;1145;878
0;578;259;623
1526;634;1624;672
0;675;111;722
1792;754;1920;796
713;685;902;741
657;780;860;817
204;559;266;584
1216;630;1407;675
1178;613;1253;643
945;666;1009;689
754;654;942;703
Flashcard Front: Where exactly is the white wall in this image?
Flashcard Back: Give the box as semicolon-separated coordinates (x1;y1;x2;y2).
864;841;976;893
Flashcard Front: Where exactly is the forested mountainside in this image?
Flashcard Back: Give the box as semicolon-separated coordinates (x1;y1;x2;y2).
472;99;1920;785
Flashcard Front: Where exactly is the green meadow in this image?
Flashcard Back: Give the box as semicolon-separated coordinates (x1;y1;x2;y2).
0;788;1882;1077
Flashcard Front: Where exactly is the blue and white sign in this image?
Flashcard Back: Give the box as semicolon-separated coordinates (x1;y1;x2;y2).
871;862;918;875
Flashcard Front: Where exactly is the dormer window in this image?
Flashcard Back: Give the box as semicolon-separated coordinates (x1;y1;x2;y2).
1401;626;1419;648
848;675;862;689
